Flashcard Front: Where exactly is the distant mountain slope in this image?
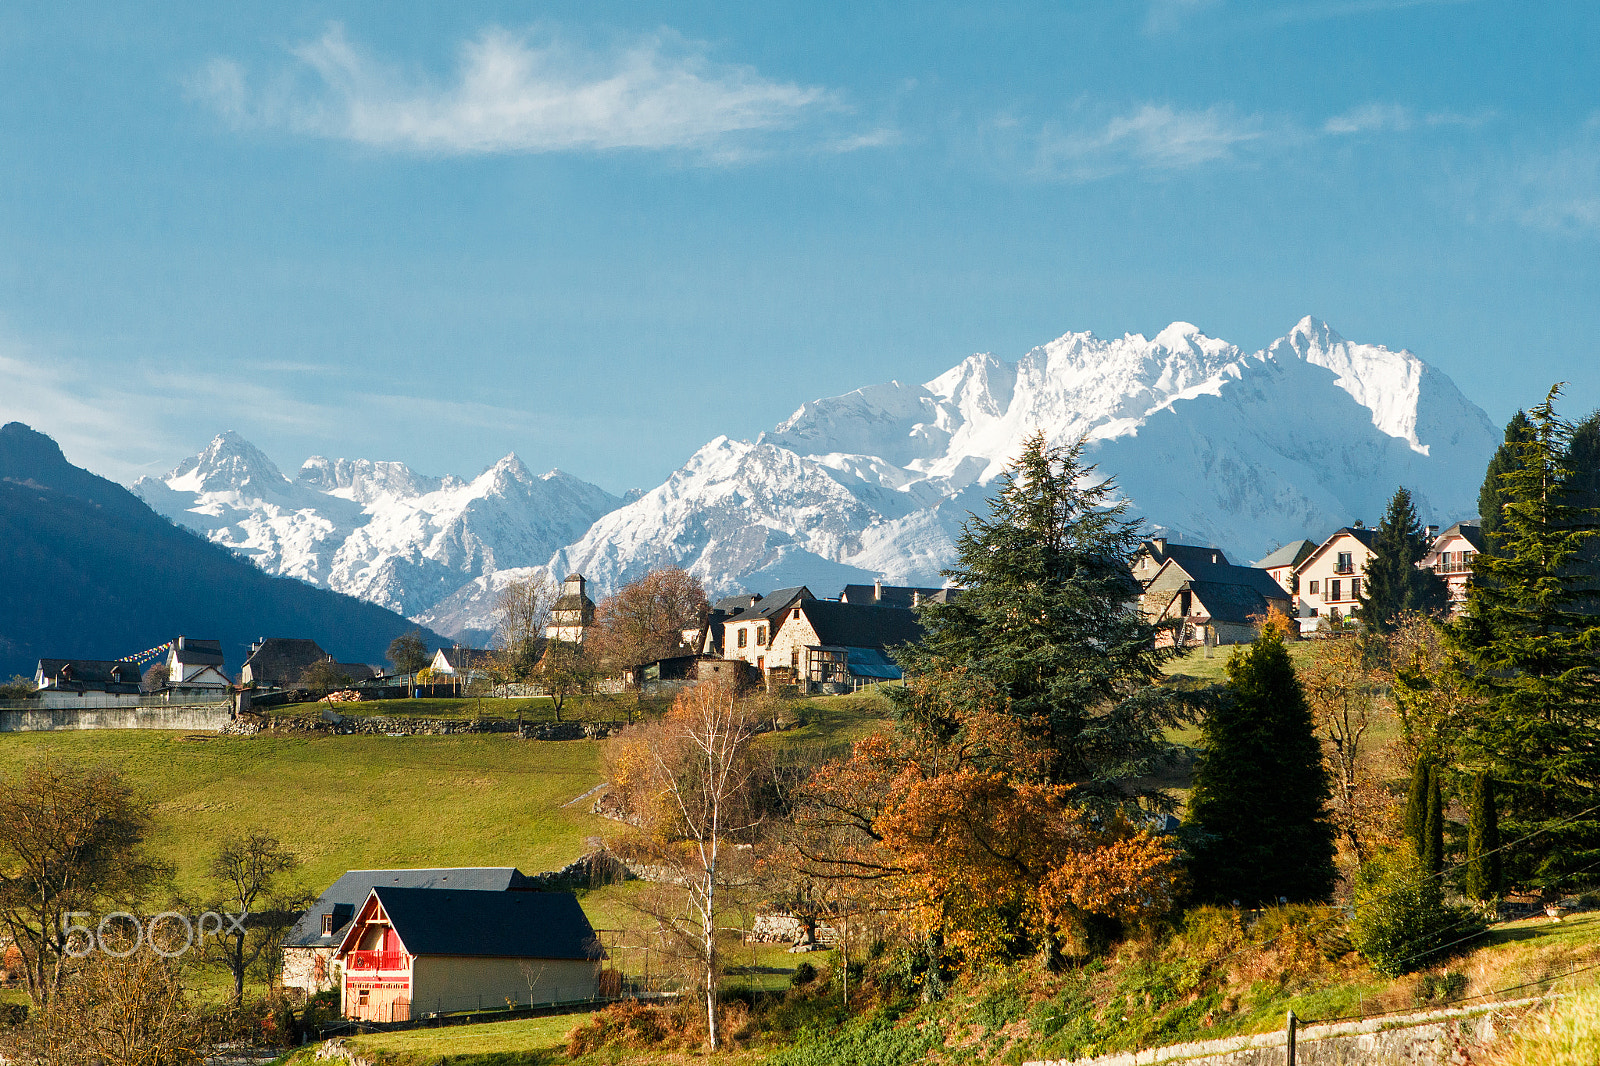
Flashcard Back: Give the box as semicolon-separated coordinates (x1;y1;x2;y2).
0;423;443;679
133;433;622;618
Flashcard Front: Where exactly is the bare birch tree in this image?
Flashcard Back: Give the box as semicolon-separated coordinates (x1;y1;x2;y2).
493;574;556;680
609;682;762;1051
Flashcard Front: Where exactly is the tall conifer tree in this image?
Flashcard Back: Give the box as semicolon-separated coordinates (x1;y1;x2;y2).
893;432;1186;809
1465;773;1503;901
1450;387;1600;892
1421;767;1445;881
1184;628;1337;904
1357;487;1448;631
1478;410;1535;542
1404;758;1431;856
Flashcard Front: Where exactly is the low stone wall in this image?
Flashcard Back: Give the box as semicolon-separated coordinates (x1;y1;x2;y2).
0;702;235;732
223;712;618;740
1026;996;1544;1066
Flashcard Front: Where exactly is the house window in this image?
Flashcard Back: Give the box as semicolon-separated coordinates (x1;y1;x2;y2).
1309;580;1319;594
792;608;801;620
1310;608;1319;617
321;913;334;936
737;629;747;649
1351;577;1362;600
1329;579;1342;602
1337;552;1353;574
756;625;768;646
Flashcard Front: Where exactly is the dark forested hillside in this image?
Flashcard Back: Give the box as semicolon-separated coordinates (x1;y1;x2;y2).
0;422;441;678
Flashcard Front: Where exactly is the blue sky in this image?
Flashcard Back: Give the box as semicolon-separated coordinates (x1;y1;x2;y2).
2;0;1597;492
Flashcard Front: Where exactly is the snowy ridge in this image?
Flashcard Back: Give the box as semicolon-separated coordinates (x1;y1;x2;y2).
135;317;1499;638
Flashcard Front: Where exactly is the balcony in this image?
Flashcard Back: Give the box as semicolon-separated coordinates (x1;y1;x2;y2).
1436;561;1472;574
1333;565;1355;575
347;950;407;972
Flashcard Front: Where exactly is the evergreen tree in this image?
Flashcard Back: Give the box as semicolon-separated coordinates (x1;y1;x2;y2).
1464;773;1503;901
1421;767;1444;881
1356;487;1449;631
1478;410;1535;542
1184;628;1338;904
1450;386;1600;893
892;432;1186;808
1403;757;1431;855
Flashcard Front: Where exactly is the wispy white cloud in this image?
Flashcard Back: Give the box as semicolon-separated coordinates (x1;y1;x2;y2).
1504;118;1600;235
1144;0;1222;34
190;23;850;159
1033;104;1266;181
1324;103;1495;135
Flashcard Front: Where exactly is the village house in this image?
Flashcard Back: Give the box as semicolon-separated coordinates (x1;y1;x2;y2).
282;867;534;995
1294;525;1378;632
32;659;144;708
163;636;230;694
544;573;596;644
1132;538;1232;587
333;887;602;1022
1254;539;1318;599
695;594;764;656
1421;521;1484;611
430;646;493;687
720;587;814;673
1139;554;1293;647
764;597;924;690
239;638;330;689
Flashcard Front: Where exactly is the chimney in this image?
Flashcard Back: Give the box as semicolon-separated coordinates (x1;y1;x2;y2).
1426;525;1439;539
1211;551;1219;565
912;591;920;607
874;578;882;602
1353;519;1364;528
1152;537;1167;555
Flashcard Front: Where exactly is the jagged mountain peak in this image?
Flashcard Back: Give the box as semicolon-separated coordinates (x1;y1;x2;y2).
164;431;291;496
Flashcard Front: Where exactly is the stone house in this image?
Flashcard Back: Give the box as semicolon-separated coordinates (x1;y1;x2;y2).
764;598;924;690
239;638;329;689
282;867;533;995
333;886;601;1022
1132;538;1232;587
1139;556;1293;647
1294;525;1378;632
721;587;814;672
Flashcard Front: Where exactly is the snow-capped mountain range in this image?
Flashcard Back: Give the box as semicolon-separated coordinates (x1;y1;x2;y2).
134;317;1499;640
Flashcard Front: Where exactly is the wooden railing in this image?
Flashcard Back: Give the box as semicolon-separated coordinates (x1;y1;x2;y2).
347;950;406;972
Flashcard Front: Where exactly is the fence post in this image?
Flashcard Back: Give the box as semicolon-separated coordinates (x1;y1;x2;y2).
1286;1009;1297;1066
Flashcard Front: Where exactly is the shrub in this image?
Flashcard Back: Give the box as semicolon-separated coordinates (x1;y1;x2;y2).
1350;849;1485;976
791;961;818;988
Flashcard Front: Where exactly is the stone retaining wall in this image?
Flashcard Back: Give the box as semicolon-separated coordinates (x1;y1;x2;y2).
222;712;618;740
0;702;235;732
1026;997;1544;1066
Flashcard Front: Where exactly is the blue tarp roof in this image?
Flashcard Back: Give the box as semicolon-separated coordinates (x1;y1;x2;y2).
844;646;903;680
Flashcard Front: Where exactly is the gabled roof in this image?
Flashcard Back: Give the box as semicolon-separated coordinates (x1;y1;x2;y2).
1147;557;1290;604
1254;539;1317;570
334;662;379;681
171;637;225;666
436;647;492;670
1138;540;1231;570
349;887;601;961
242;638;328;687
724;587;813;625
837;584;957;609
1436;521;1486;552
1301;526;1378;570
712;594;761;613
285;867;529;948
35;659;142;691
1183;581;1277;626
800;599;925;652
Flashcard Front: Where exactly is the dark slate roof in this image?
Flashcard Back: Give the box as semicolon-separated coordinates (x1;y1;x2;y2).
713;594;761;613
1254;540;1317;570
334;662;379;681
242;638;328;687
172;637;225;666
1438;522;1486;552
437;647;492;670
1185;581;1276;626
285;867;529;948
801;600;925;651
724;587;812;624
373;887;601;961
1141;540;1231;570
1152;557;1290;604
844;646;904;680
837;584;957;609
36;659;142;691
